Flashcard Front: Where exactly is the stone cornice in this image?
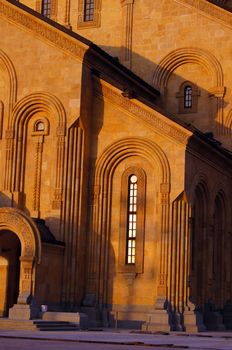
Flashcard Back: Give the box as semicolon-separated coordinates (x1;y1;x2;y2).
174;0;232;29
94;78;191;145
0;0;88;60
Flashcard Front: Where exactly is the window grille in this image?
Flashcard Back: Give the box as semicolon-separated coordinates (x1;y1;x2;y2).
184;86;192;108
42;0;51;18
126;175;138;264
84;0;95;21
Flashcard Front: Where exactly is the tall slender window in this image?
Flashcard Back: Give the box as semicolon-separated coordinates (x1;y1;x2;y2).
84;0;95;21
42;0;51;18
184;86;192;108
118;167;146;274
126;175;138;264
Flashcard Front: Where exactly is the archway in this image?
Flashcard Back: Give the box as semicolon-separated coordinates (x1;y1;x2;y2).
0;231;21;316
0;207;41;319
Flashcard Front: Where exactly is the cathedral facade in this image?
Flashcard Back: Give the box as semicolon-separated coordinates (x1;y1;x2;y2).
0;0;232;331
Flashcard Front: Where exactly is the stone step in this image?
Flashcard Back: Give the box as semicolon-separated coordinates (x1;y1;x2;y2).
38;327;79;331
0;318;79;331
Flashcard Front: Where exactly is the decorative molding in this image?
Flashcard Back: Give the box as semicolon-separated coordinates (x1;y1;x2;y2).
0;101;3;139
94;80;191;145
153;47;224;90
0;207;41;261
121;0;134;68
174;0;232;29
4;92;66;212
86;137;171;306
61;120;85;306
225;109;232;134
153;47;225;135
0;49;17;122
0;0;87;60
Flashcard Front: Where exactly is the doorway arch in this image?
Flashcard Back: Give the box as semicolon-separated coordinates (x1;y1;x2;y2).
0;231;21;316
0;208;41;316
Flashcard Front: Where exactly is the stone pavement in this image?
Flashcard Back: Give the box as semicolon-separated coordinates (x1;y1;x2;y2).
0;329;232;350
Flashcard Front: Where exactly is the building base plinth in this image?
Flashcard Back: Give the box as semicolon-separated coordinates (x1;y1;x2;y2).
142;309;173;332
184;310;206;332
9;304;40;320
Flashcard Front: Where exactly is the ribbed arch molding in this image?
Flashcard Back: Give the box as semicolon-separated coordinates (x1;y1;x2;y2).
0;49;17;117
10;91;66;132
95;137;170;185
153;47;224;89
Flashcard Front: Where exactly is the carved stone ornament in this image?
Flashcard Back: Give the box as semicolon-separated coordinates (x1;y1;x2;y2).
94;80;191;144
174;0;232;28
0;0;87;61
0;207;41;262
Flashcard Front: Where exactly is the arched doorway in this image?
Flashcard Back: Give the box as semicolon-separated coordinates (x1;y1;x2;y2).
0;208;41;319
0;231;21;316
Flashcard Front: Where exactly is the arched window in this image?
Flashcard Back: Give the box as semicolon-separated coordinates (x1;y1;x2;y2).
35;121;45;132
118;167;146;273
32;118;49;136
84;0;95;21
176;81;200;114
42;0;51;18
184;86;192;108
126;175;138;264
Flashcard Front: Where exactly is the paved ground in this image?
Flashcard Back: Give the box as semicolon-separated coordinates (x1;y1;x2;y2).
0;330;232;350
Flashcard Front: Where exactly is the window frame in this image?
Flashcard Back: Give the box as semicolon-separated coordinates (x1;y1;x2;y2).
176;81;200;114
77;0;101;28
41;0;51;18
118;167;146;274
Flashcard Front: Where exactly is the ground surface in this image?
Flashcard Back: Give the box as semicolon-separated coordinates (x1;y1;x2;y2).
0;330;232;350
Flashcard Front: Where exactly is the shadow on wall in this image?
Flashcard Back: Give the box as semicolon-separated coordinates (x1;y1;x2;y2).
79;45;231;329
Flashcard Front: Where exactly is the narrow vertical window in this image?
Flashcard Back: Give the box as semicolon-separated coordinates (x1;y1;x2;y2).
126;175;137;264
119;167;146;274
42;0;51;18
84;0;95;21
184;86;192;108
176;82;200;114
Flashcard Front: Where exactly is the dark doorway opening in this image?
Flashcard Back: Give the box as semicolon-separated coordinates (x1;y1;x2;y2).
0;230;21;317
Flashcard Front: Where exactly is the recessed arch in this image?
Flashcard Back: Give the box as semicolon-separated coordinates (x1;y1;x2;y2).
89;137;171;307
0;207;42;313
95;137;170;185
0;207;41;262
4;93;66;210
0;49;17;118
188;172;210;205
153;47;224;90
10;91;66;132
225;109;232;134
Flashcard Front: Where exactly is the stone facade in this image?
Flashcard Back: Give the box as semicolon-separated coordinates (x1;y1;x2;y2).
0;0;232;331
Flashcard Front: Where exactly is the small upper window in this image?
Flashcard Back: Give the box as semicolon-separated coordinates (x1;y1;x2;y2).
176;81;200;114
35;121;45;132
184;86;192;108
84;0;95;21
42;0;51;18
